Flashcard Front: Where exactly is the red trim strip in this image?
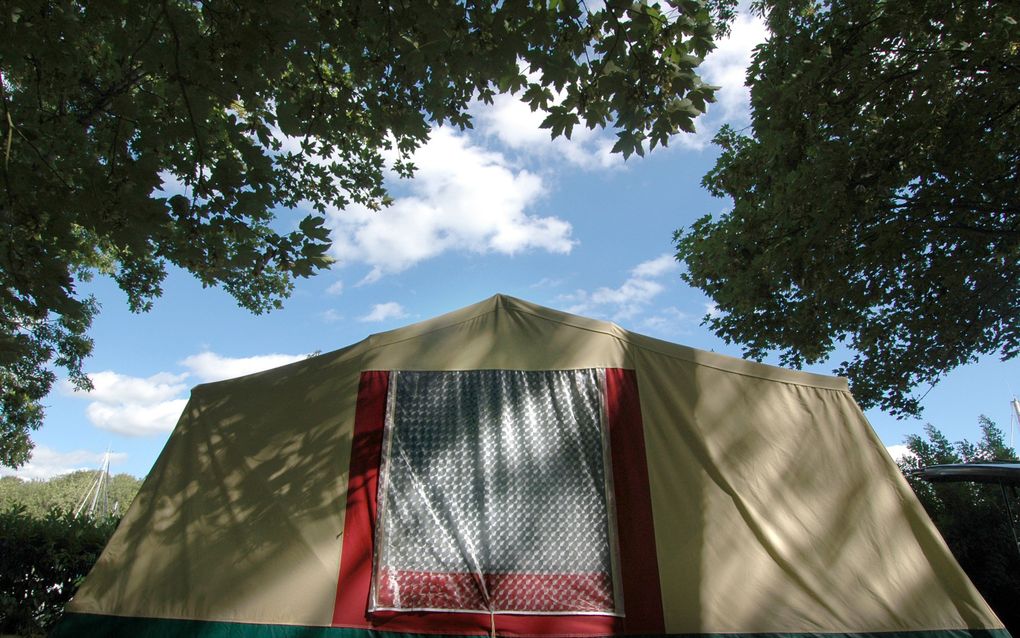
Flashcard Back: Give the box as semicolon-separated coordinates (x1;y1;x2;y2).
333;369;664;636
605;368;665;634
333;371;390;627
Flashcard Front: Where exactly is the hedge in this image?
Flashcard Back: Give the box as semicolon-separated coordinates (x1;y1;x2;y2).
0;505;118;637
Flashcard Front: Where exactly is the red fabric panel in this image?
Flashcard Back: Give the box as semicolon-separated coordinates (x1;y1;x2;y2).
605;368;666;634
333;369;664;636
376;570;614;613
332;371;390;627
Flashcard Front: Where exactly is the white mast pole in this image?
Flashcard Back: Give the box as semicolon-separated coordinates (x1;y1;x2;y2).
1010;397;1020;453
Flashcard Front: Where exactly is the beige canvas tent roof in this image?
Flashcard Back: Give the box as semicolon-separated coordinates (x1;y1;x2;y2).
55;295;1007;638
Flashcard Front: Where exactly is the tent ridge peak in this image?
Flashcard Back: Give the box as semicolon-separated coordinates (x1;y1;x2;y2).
357;294;849;392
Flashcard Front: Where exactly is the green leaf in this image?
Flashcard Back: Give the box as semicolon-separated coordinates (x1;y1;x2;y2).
678;0;1020;417
0;0;727;465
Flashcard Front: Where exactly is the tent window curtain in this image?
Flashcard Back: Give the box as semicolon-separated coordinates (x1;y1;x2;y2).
369;369;623;616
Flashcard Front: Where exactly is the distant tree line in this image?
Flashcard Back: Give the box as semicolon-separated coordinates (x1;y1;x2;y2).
0;470;142;518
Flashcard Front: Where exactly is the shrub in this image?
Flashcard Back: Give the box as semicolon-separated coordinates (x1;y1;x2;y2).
0;505;118;636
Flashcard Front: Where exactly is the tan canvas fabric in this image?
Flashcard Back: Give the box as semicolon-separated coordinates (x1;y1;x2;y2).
633;349;993;633
68;295;1003;632
68;347;363;625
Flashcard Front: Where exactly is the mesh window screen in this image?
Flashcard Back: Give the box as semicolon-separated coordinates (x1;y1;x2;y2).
370;369;621;615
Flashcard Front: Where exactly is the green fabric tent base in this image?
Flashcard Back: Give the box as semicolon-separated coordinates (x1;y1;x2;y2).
51;614;1013;638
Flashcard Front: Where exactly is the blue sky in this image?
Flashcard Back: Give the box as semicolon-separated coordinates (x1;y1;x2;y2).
7;13;1020;480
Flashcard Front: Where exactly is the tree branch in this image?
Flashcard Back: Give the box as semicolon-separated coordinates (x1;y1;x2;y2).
162;0;206;201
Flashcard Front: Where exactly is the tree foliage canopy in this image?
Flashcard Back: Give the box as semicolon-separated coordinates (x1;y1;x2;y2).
0;0;733;467
675;0;1020;415
899;418;1020;635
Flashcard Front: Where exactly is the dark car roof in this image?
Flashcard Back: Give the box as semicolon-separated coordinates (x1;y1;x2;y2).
912;463;1020;485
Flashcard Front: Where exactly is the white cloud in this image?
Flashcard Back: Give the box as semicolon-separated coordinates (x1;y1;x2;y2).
702;13;768;119
357;267;385;287
326;280;345;296
591;278;665;309
472;10;769;158
180;352;306;384
677;11;769;149
471;10;768;158
0;447;128;481
531;277;566;289
63;352;306;436
562;253;680;321
641;307;693;334
326;127;575;279
86;399;189;436
62;371;191;436
474;93;619;170
470;11;769;163
706;302;722;319
886;444;915;462
72;371;188;405
360;302;408;323
320;309;344;323
314;12;767;280
630;254;680;278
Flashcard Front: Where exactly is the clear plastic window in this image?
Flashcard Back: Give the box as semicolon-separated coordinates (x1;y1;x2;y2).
370;369;622;615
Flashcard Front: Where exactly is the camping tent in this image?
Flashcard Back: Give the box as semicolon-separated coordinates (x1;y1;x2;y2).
55;295;1009;638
